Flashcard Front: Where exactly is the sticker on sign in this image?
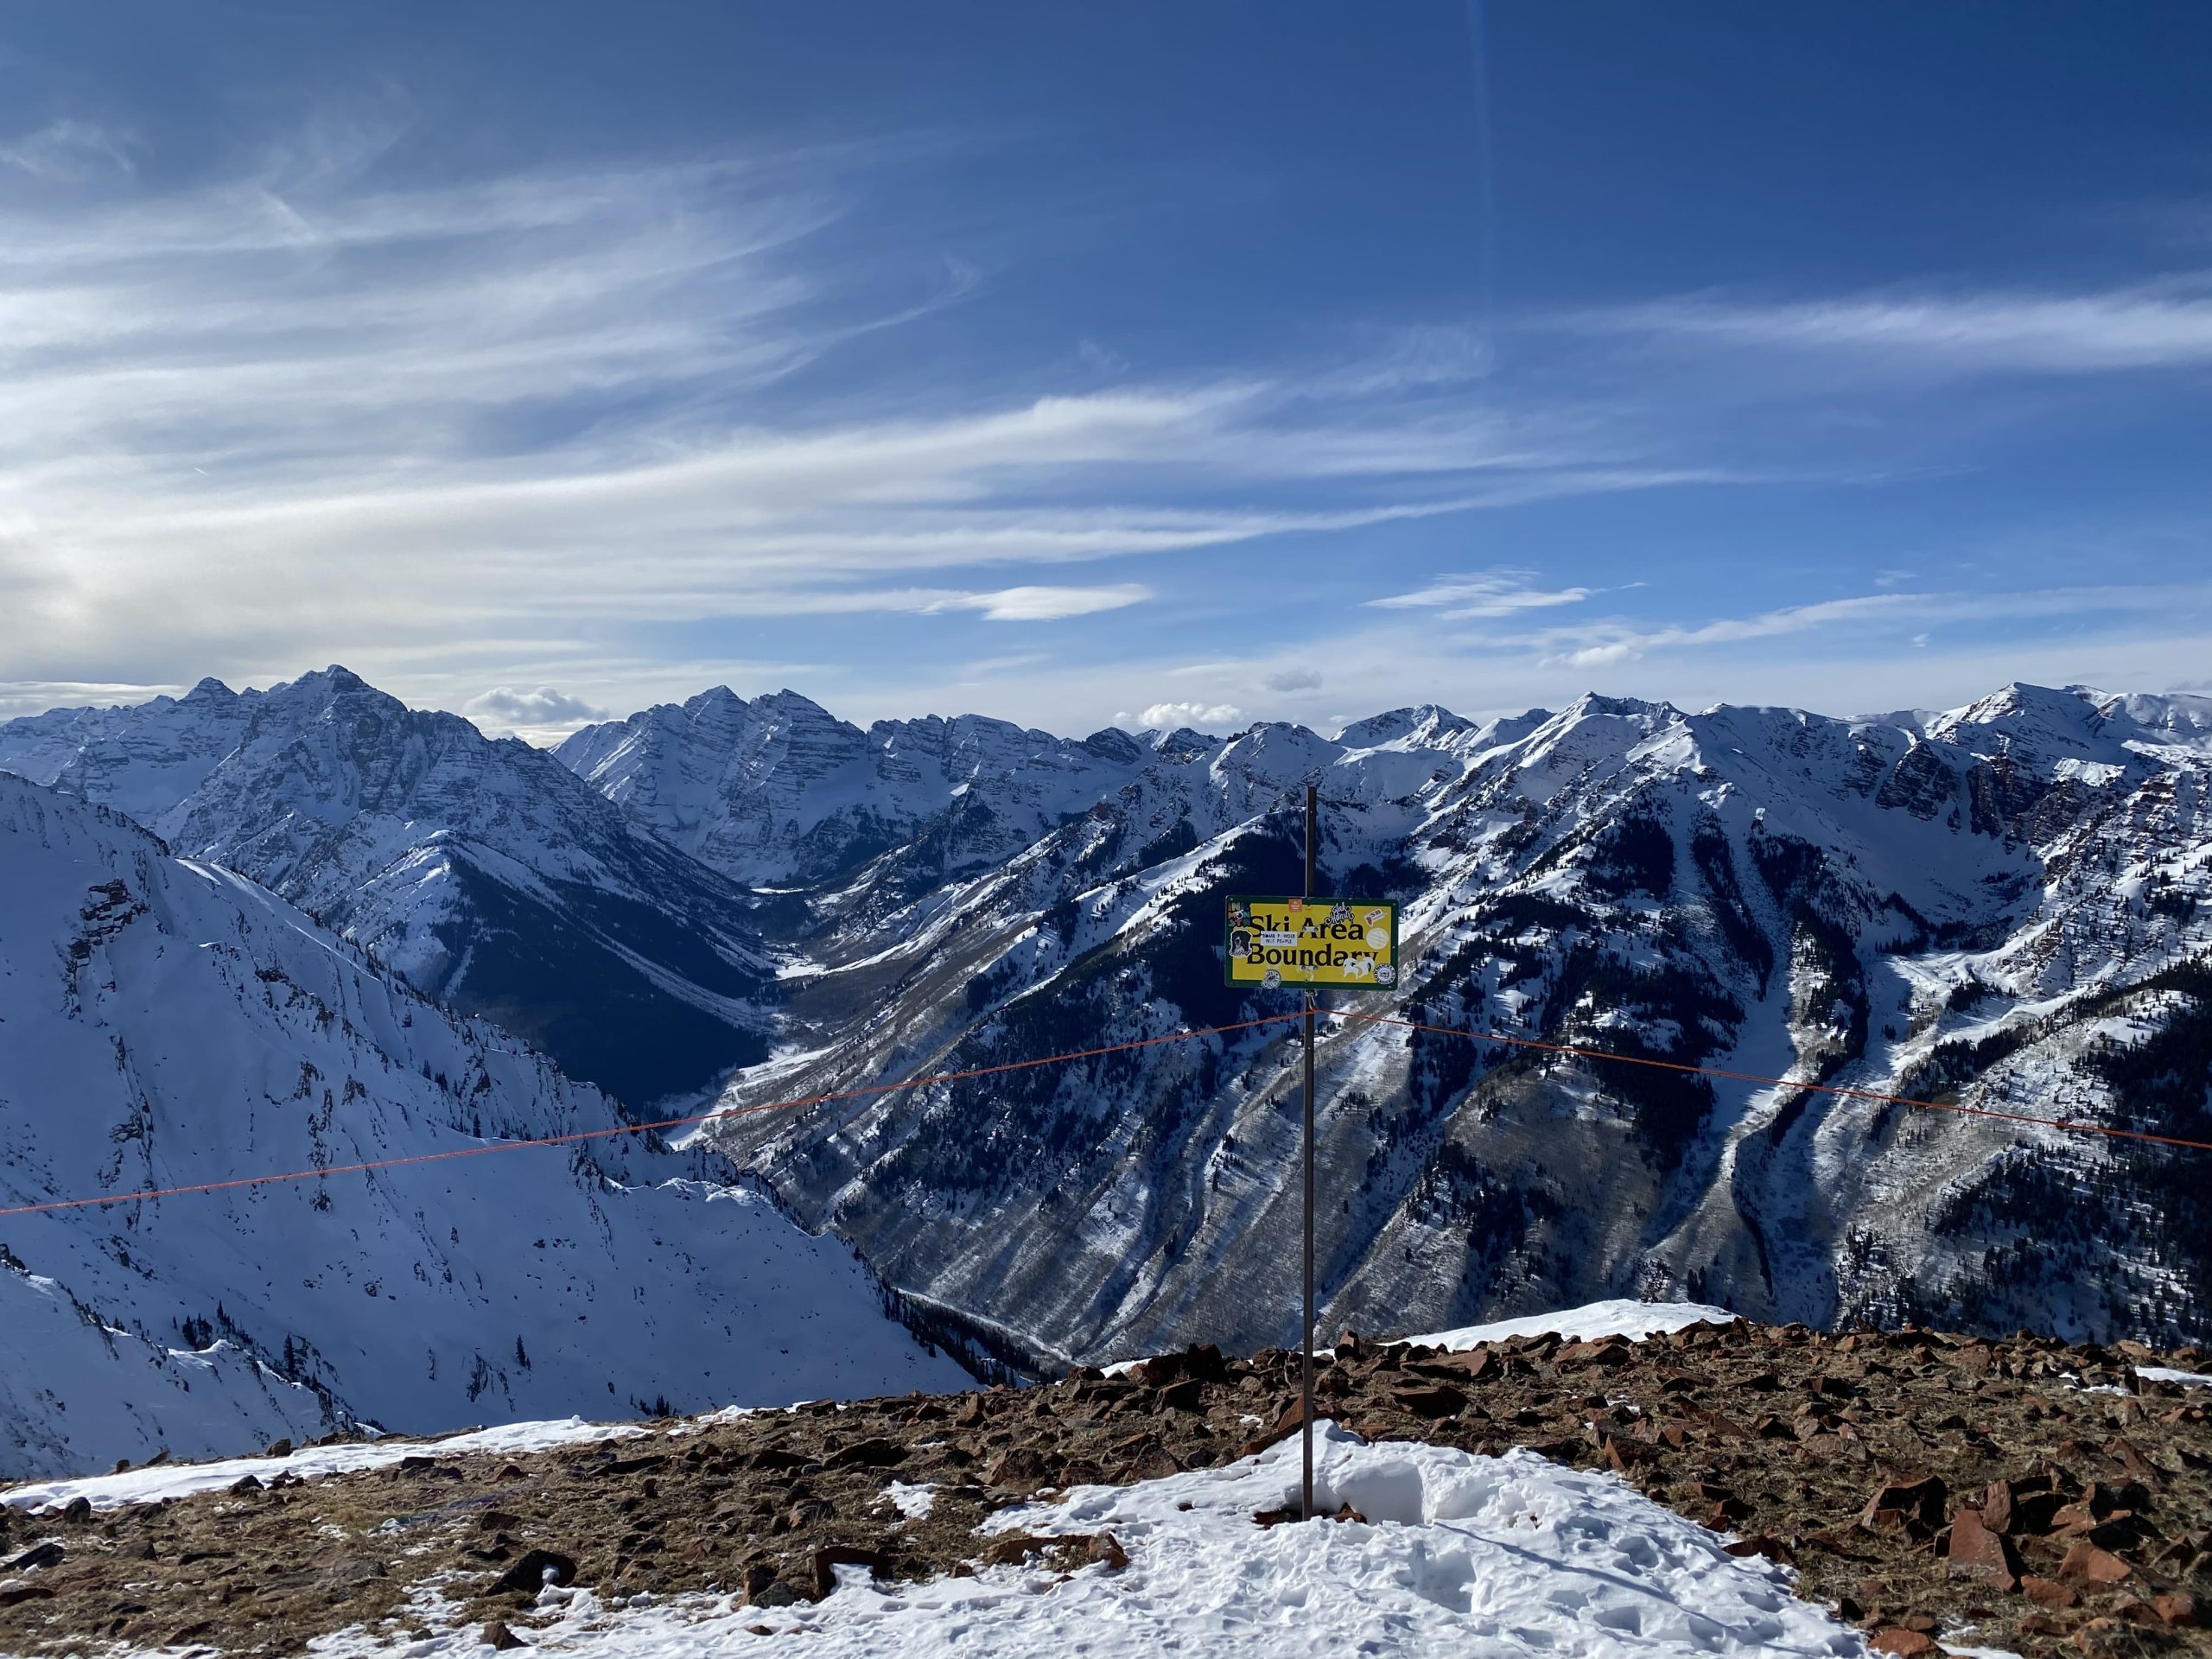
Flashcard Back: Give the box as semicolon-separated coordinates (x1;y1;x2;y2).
1225;895;1399;988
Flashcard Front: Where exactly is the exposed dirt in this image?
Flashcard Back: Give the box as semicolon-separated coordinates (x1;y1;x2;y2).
2;1318;2206;1657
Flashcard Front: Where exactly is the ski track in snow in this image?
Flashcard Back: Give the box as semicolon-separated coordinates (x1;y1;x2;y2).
219;1427;1866;1659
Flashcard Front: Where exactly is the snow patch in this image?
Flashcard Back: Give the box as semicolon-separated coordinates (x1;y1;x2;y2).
257;1424;1858;1658
3;1417;645;1514
1396;1299;1740;1353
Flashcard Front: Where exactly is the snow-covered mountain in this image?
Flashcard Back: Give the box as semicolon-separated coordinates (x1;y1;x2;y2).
703;682;2212;1363
10;667;2207;1379
556;686;1150;889
0;774;968;1479
0;669;773;1107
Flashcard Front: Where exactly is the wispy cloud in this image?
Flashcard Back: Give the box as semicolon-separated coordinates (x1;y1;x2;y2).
0;118;138;181
1369;569;1592;619
1522;582;2210;670
0;125;1730;698
1592;279;2212;374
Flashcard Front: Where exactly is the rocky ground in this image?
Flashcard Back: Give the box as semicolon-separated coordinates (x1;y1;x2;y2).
2;1317;2206;1658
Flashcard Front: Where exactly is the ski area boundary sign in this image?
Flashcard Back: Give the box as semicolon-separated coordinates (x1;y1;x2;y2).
1225;895;1399;989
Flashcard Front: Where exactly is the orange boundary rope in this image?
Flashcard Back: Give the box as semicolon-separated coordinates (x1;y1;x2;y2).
4;999;2205;1221
1334;1010;2212;1154
0;1014;1304;1218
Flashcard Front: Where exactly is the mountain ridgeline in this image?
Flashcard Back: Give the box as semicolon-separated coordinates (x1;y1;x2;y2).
0;669;772;1107
0;772;968;1478
5;673;2209;1377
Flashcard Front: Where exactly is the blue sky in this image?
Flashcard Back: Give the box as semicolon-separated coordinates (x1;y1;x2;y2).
2;3;2209;740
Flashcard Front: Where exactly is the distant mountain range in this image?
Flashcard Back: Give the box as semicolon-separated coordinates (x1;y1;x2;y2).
0;773;965;1478
6;671;2209;1389
556;685;1153;888
0;668;772;1107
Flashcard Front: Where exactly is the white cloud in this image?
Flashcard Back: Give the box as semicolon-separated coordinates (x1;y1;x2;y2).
1265;667;1323;692
937;584;1153;622
1516;582;2212;668
0;130;1739;697
1596;280;2212;373
0;678;187;721
1141;701;1242;731
0;118;137;181
1369;570;1592;619
1542;642;1642;670
462;686;607;728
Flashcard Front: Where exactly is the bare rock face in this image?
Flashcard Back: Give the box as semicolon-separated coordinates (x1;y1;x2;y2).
709;681;2212;1370
555;686;1151;887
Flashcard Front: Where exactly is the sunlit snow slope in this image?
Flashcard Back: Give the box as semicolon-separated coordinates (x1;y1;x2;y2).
0;670;773;1107
0;775;967;1479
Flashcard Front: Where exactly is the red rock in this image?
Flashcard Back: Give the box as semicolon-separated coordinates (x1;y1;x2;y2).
2103;1437;2158;1480
1867;1629;1938;1656
1122;1442;1184;1483
2154;1592;2198;1628
1156;1379;1206;1414
1722;1535;1796;1566
1859;1474;1947;1535
1392;1384;1467;1420
1944;1507;2021;1590
1603;1434;1659;1471
1437;1347;1502;1382
2072;1616;2124;1654
983;1447;1053;1491
2023;1576;2080;1609
2057;1542;2131;1586
1559;1339;1633;1369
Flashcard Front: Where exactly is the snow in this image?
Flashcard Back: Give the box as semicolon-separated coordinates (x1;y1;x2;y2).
2138;1366;2212;1388
0;774;967;1480
2;1417;645;1514
883;1479;937;1520
267;1424;1858;1658
1103;1300;1739;1380
1397;1300;1739;1353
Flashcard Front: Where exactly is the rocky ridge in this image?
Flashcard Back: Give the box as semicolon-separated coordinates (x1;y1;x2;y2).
707;683;2212;1363
1;1315;2205;1657
555;685;1150;889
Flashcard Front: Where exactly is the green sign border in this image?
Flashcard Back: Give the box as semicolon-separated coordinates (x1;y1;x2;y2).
1224;893;1399;991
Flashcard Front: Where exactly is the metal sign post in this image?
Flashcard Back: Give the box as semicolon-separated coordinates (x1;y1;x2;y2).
1301;783;1317;1523
1221;794;1401;1523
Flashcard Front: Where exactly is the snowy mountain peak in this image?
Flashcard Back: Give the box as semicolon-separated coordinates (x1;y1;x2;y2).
1336;703;1476;751
0;773;964;1478
0;671;773;1107
556;688;1152;887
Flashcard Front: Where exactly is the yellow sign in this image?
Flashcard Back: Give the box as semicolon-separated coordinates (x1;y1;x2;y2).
1225;895;1400;989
